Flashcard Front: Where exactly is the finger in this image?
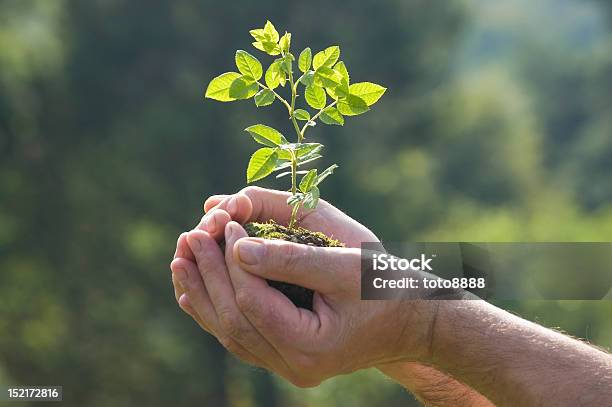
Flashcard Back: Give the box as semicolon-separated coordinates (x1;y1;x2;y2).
178;293;210;331
224;222;270;292
174;232;195;262
172;258;270;369
195;208;232;241
171;235;192;314
173;269;212;332
208;187;309;224
171;258;218;333
203;195;228;213
234;237;360;294
172;270;186;306
205;187;326;227
186;229;293;374
173;210;232;266
225;222;319;346
203;194;253;223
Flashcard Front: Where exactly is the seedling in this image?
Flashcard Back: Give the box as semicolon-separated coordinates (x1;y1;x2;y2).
205;20;386;229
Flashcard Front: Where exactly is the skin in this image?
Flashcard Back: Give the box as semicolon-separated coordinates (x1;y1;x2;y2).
170;187;612;406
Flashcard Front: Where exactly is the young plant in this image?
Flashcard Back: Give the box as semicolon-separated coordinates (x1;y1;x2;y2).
205;20;386;229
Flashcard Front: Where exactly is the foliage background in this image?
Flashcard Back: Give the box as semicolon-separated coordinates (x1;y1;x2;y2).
1;0;611;405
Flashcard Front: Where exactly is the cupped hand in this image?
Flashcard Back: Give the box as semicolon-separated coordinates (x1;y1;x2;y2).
201;186;380;248
171;187;438;387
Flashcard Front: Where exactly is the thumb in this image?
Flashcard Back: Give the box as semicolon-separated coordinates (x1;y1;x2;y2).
233;238;361;294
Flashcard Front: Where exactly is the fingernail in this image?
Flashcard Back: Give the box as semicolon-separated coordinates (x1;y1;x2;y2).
187;233;202;254
237;239;265;265
227;197;238;217
174;267;188;283
204;213;216;233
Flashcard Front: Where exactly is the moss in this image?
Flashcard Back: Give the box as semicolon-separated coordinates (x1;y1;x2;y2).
244;221;343;310
244;221;343;248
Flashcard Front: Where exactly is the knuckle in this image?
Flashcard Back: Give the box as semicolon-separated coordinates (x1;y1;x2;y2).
218;308;247;340
235;288;256;315
277;242;303;271
179;278;191;292
241;186;262;196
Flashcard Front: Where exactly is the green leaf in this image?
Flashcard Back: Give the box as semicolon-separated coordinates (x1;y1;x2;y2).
279;32;291;53
228;76;259;99
320;107;344;125
305;85;326;109
263;20;279;43
276;142;323;162
235;50;263;81
348;82;387;106
247;147;279;183
254;89;275;107
314;66;342;89
334;61;350;84
253;41;281;55
251;24;280;55
300;71;315;86
274;147;323;171
293;109;311;121
328;78;349;100
265;61;282;89
312;46;340;70
298;47;312;73
279;55;293;74
315;164;338;186
277;142;323;157
273;160;292;171
205;72;242;101
245;124;288;147
299;169;318;193
295;143;323;157
249;29;266;42
337;94;369;116
302;186;320;209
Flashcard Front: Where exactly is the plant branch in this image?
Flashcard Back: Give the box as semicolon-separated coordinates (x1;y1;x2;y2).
287;68;304;143
257;81;291;111
301;100;338;135
285;51;305;230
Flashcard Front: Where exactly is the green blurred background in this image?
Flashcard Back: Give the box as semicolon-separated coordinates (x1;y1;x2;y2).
1;0;611;405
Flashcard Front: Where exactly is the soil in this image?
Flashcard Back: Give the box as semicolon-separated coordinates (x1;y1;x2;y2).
243;221;343;310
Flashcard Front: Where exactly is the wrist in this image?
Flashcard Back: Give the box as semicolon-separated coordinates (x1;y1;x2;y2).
392;299;441;363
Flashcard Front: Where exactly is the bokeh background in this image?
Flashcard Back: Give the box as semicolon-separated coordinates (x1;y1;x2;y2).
1;0;611;405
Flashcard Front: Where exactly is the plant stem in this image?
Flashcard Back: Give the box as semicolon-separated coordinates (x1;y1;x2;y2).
288;150;298;229
287;62;304;229
301;100;338;136
256;81;291;111
288;69;303;143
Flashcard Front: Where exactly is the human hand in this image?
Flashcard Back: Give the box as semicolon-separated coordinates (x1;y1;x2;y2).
171;187;438;387
172;188;609;406
170;185;377;336
172;188;494;404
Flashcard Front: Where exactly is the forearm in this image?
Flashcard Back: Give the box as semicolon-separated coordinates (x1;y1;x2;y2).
378;362;493;406
427;300;612;406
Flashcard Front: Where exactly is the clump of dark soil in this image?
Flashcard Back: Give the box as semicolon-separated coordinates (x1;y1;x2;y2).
243;221;343;310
